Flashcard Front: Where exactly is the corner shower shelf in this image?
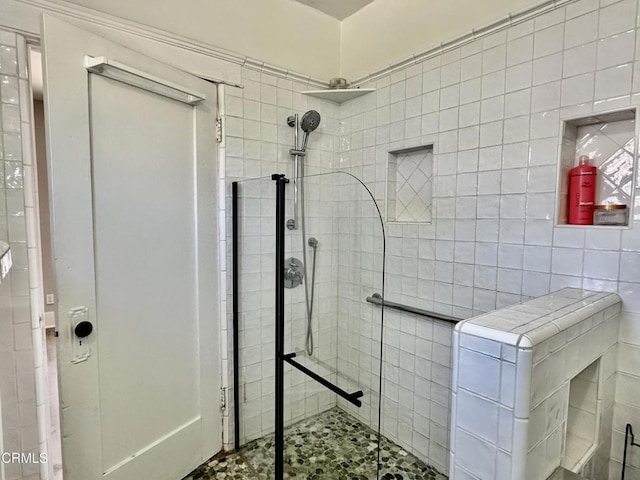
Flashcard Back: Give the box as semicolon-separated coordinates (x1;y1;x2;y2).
301;88;375;104
0;241;12;284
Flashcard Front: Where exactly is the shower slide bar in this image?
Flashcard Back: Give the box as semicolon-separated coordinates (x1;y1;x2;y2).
366;293;460;324
283;353;364;407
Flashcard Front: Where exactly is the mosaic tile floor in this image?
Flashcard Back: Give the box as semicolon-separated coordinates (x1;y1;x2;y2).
184;407;447;480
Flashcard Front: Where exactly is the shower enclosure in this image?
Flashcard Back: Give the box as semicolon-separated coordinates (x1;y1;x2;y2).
232;167;387;478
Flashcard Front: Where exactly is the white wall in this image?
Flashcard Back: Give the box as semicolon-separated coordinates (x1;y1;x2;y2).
340;0;546;81
55;0;340;80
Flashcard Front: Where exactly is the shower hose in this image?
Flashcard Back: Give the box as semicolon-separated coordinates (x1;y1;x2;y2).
299;172;317;357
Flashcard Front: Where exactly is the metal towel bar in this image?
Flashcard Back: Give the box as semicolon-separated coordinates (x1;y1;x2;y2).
366;293;460;324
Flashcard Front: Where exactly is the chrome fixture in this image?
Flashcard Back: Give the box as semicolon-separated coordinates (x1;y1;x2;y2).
288;110;321;157
284;257;304;289
304;237;319;356
328;77;348;89
366;292;460;324
287;110;321;230
285;111;322;356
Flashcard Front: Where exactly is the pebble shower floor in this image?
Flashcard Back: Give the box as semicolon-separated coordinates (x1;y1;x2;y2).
184;407;447;479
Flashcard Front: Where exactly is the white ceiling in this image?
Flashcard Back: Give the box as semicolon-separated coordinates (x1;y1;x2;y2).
294;0;374;20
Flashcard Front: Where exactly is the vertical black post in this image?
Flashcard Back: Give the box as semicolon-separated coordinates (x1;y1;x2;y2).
232;181;240;451
272;174;288;480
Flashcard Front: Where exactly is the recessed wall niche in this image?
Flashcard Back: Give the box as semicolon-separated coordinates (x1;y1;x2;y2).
557;108;638;227
563;359;600;473
386;145;433;223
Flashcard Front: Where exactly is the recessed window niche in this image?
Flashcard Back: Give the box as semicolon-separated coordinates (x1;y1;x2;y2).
557;108;638;227
386;145;433;223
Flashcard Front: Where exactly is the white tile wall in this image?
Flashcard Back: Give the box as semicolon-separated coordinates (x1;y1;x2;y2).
337;0;640;474
611;309;640;478
224;67;387;451
213;0;640;477
0;30;47;480
347;307;452;472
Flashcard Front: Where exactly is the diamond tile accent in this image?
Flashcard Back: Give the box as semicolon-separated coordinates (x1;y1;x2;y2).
388;148;433;223
575;118;634;207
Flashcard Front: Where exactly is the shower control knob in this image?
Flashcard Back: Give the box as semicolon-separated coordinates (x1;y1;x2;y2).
74;320;93;338
284;257;304;289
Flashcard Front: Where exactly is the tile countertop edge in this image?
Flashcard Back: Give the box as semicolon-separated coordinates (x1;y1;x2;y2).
457;289;622;348
456;321;524;347
574;292;621;320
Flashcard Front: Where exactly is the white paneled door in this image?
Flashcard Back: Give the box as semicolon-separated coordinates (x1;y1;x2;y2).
41;16;220;480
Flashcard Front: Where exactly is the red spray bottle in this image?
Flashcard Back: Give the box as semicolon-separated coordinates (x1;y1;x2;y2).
568;155;597;225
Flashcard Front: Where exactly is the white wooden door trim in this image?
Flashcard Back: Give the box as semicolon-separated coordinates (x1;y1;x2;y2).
41;15;220;480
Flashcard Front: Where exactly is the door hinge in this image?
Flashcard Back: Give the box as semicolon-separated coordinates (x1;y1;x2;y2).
220;386;227;412
216;117;223;143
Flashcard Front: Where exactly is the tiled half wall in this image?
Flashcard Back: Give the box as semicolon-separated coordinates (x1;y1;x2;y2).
450;288;621;480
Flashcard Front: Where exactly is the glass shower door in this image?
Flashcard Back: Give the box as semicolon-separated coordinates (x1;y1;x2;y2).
232;176;278;477
281;171;386;479
233;171;386;479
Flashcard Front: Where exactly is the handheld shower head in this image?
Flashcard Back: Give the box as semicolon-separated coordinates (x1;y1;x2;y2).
301;110;321;133
300;110;321;150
